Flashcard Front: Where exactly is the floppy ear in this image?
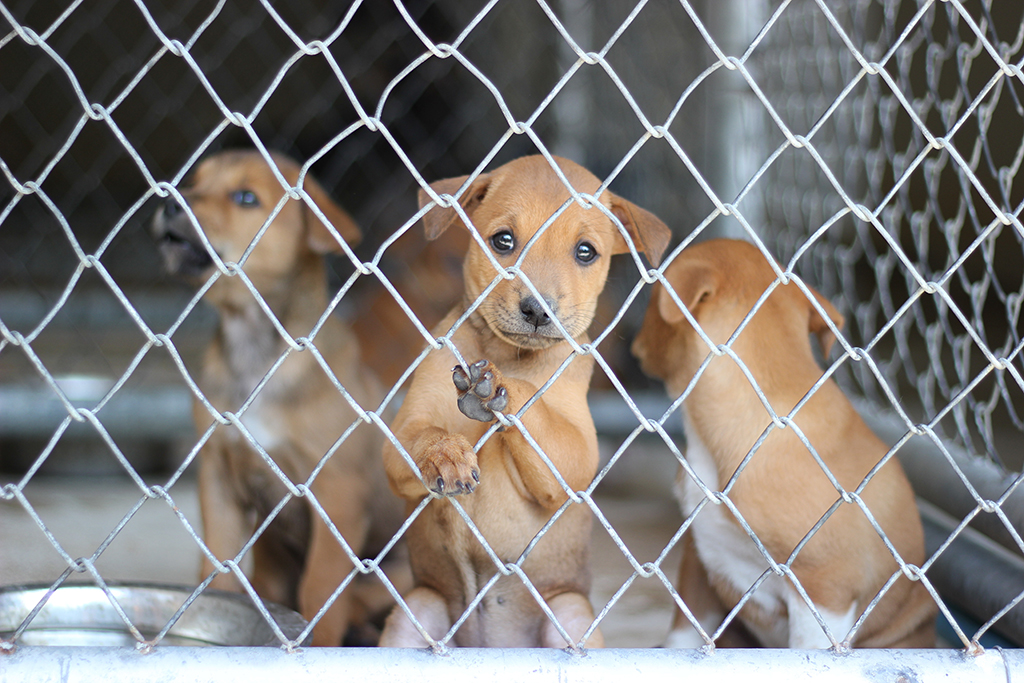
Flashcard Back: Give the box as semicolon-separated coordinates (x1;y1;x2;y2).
807;288;845;356
608;193;672;267
417;173;492;241
301;173;362;253
658;259;717;325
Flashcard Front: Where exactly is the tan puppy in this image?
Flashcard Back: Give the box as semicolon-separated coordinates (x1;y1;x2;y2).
632;238;936;649
151;150;402;646
379;155;671;648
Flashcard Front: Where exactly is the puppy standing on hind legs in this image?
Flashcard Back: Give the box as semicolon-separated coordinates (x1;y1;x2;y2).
379;155;671;648
632;238;937;649
151;150;404;646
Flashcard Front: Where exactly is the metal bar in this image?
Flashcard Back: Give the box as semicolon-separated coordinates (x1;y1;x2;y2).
700;0;767;240
0;385;193;439
0;645;1018;683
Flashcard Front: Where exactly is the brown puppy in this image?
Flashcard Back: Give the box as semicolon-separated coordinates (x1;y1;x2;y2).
379;155;671;648
151;150;403;646
632;238;936;649
353;226;468;389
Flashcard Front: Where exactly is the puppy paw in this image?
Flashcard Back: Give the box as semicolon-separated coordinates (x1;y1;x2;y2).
453;360;508;422
418;434;480;496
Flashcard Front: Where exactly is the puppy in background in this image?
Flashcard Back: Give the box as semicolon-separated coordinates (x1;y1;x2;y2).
352;225;468;389
379;155;671;648
632;238;936;649
151;150;403;646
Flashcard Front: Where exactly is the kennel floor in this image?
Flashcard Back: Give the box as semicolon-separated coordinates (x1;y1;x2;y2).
0;471;683;648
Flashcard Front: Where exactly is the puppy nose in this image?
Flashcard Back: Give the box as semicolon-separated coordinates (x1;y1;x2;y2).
520;296;552;328
162;196;184;219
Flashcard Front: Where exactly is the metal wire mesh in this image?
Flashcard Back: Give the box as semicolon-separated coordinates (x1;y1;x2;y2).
762;0;1024;466
2;0;1024;662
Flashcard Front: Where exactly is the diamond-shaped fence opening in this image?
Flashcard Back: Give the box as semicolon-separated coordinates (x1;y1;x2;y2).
3;0;1024;674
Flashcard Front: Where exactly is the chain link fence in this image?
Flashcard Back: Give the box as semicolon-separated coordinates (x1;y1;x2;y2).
2;0;1024;676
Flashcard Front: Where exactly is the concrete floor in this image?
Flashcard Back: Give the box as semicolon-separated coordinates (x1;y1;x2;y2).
1;476;203;589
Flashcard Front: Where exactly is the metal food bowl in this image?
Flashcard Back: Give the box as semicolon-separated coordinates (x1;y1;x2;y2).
0;583;311;647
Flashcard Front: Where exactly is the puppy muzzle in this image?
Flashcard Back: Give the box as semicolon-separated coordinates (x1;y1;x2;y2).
151;197;214;278
493;295;570;348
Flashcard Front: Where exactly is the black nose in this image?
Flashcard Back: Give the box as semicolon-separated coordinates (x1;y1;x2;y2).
520;296;552;328
162;196;184;220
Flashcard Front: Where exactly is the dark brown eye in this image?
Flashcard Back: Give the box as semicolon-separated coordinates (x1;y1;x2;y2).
230;190;260;208
575;241;598;264
491;230;515;254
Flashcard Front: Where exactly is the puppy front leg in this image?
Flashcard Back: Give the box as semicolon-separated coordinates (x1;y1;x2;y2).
454;360;593;508
299;472;370;646
379;586;451;647
541;591;604;649
198;444;250;592
250;533;299;608
384;423;480;501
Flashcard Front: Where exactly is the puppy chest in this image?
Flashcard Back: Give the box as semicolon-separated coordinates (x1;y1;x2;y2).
679;427;786;619
225;399;287;454
217;403;307;496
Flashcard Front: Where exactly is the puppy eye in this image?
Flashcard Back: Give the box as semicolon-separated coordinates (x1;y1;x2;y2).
575;241;598;264
230;190;260;208
490;230;515;254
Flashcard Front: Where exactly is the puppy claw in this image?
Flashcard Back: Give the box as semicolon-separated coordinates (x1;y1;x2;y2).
472;469;480;483
420;434;479;498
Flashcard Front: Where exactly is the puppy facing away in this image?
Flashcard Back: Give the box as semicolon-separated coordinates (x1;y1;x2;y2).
632;238;936;649
151;150;404;646
379;155;671;648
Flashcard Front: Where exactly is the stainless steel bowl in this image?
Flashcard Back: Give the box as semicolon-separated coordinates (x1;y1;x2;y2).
0;583;311;647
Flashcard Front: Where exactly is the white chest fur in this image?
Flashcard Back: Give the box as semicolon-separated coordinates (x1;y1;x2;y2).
220;312;287;453
236;397;285;452
675;409;855;648
678;412;784;619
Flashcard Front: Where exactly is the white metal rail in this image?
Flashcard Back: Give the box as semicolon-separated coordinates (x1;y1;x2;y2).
3;646;1023;683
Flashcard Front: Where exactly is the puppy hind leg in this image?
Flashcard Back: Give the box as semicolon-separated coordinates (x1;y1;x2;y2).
378;586;452;648
541;592;603;649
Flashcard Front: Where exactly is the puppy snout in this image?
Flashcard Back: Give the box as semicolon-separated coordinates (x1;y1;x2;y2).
161;196;185;220
151;196;213;277
520;296;553;329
